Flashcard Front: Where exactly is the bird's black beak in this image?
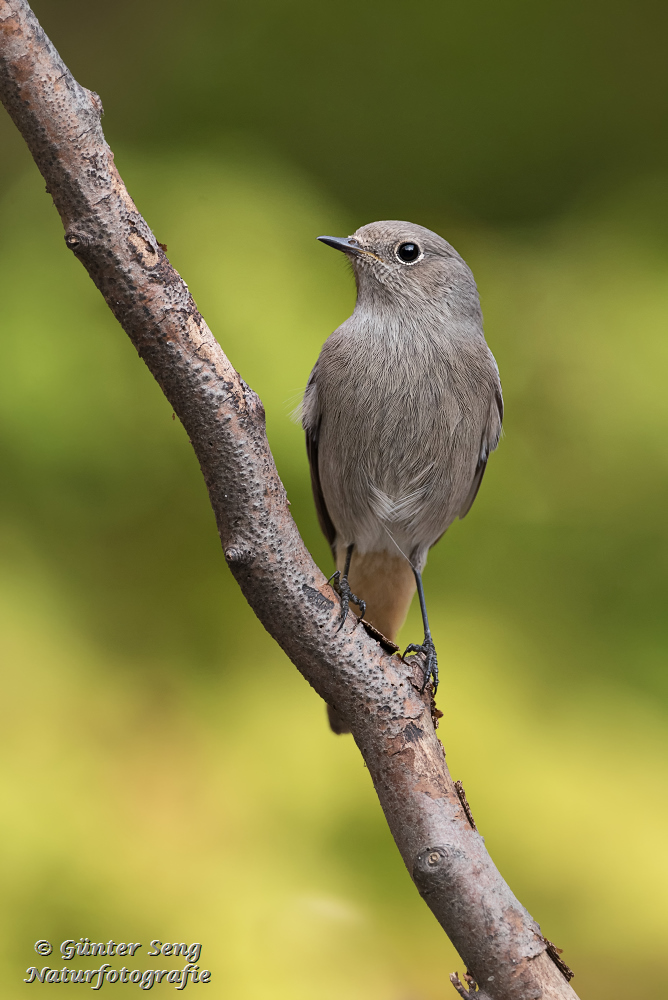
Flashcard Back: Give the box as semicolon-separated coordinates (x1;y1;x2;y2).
317;235;361;255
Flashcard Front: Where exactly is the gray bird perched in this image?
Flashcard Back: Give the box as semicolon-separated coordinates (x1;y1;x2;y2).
302;221;502;733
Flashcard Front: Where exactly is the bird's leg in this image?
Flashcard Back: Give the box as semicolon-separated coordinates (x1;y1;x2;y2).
403;570;438;692
328;543;366;632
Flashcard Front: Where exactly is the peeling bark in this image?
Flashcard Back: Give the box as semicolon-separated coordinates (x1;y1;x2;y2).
0;3;579;996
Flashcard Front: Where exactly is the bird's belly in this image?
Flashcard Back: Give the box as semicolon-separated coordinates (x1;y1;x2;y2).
317;369;480;561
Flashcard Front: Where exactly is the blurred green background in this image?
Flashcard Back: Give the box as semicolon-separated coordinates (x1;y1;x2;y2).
1;1;667;997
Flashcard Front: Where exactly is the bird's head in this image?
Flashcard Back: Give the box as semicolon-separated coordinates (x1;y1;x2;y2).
317;220;477;313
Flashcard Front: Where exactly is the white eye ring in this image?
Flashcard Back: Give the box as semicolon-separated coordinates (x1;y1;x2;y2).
395;241;423;265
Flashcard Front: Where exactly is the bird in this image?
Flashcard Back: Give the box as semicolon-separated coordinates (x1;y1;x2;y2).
302;221;503;733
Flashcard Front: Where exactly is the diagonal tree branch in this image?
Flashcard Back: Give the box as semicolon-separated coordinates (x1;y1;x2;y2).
0;3;579;996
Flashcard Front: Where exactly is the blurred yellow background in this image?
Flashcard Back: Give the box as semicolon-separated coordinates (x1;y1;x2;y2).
1;2;667;997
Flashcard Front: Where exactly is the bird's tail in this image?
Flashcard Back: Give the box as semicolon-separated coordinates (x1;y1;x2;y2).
326;548;416;734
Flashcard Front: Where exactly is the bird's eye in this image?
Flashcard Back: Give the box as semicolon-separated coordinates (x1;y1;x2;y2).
396;242;421;263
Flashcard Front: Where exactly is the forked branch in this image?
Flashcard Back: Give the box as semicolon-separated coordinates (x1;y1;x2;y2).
0;3;578;996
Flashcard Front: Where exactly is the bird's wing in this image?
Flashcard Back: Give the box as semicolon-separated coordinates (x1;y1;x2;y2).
303;370;337;555
459;385;504;519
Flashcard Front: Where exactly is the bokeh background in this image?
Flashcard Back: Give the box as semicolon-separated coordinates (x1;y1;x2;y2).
1;1;667;996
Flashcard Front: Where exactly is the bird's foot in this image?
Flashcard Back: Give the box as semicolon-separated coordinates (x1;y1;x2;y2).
327;570;366;632
403;636;438;693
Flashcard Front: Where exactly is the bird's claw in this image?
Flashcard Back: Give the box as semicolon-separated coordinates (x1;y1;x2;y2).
328;570;366;632
403;636;438;693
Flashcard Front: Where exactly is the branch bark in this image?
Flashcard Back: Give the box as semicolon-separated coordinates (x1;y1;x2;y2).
0;3;579;997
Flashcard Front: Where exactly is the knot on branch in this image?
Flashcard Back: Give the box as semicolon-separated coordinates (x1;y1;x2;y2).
225;546;254;567
412;845;459;894
64;230;93;252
